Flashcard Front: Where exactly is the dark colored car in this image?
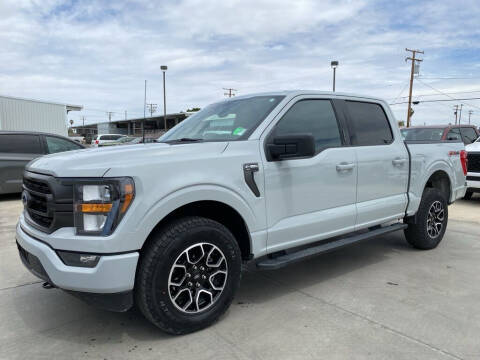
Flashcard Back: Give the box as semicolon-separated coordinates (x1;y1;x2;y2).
0;131;85;194
400;124;479;145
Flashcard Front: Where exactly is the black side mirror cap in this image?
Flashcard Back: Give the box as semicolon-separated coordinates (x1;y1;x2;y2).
267;134;315;161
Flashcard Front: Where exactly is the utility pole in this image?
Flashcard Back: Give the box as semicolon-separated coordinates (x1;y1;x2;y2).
453;105;459;125
223;88;237;98
82;116;85;127
331;61;339;92
468;110;473;124
106;111;114;123
125;110;127;120
405;48;424;128
458;104;463;124
146;103;158;117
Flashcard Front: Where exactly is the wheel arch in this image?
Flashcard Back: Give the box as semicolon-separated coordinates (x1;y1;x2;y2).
137;186;257;261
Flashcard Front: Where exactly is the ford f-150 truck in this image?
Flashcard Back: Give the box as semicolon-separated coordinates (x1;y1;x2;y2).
16;91;468;334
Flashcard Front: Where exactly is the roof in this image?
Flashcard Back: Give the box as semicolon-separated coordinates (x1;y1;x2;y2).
0;94;82;111
229;90;387;103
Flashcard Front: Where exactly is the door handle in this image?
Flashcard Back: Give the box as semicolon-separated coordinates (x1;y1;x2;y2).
392;158;407;166
336;163;355;172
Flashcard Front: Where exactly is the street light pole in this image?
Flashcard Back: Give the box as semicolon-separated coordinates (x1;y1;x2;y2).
330;61;339;92
161;65;168;133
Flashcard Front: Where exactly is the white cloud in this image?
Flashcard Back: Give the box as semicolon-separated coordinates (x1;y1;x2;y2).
0;0;479;126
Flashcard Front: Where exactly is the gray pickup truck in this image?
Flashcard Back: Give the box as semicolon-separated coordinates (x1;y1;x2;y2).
16;91;467;334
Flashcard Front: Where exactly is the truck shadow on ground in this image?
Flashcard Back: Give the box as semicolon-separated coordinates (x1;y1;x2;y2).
12;231;415;346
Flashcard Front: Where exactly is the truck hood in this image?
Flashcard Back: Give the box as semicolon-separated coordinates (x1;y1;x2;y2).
466;141;480;152
27;142;228;177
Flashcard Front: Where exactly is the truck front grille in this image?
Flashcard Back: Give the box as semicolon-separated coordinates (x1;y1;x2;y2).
23;177;53;228
22;172;74;233
467;152;480;173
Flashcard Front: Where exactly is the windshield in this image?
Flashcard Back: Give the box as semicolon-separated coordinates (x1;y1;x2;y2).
401;128;445;141
159;95;285;142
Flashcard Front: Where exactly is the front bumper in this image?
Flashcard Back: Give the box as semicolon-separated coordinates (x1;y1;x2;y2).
466;173;480;192
16;223;139;294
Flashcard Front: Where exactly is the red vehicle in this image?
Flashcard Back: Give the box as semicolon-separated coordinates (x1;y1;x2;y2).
401;124;479;145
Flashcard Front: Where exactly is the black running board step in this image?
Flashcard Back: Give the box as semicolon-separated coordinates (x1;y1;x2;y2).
256;223;408;270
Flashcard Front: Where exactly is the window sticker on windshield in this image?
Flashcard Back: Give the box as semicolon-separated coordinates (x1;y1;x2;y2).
232;127;246;136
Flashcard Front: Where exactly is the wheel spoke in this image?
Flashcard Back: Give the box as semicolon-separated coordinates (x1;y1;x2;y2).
209;270;227;291
195;289;213;311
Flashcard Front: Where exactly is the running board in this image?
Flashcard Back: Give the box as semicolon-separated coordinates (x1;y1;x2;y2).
256;223;408;270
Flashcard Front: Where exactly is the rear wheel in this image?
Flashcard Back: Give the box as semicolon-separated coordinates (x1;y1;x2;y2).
404;188;448;250
464;191;473;200
135;216;242;334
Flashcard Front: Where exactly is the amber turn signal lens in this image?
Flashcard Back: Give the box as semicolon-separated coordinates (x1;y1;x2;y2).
120;183;134;214
80;203;113;213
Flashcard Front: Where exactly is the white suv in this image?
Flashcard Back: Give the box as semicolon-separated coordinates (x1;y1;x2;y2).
92;134;126;147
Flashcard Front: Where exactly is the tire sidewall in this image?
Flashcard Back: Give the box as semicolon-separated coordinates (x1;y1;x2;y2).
145;219;241;331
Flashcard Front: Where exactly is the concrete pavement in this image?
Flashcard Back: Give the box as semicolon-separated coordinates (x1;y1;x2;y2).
1;193;479;359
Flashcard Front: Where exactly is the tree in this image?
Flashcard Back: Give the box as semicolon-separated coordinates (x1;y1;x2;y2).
186;107;201;112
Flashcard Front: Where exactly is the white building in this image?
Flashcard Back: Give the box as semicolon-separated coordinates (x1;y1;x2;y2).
0;95;82;136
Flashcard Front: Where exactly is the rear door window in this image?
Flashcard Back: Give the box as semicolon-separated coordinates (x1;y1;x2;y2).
0;134;43;154
460;127;478;144
345;101;393;145
446;128;462;141
45;136;83;154
102;135;123;141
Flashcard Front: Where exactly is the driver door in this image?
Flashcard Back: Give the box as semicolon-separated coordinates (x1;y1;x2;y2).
261;97;357;252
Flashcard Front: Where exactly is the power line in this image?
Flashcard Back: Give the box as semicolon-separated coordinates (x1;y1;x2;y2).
389;97;480;105
415;78;480;110
388;89;480;101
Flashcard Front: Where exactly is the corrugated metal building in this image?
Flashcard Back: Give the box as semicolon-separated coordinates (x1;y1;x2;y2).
0;95;82;136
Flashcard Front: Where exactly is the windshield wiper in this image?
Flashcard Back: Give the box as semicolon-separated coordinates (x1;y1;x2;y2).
163;137;204;144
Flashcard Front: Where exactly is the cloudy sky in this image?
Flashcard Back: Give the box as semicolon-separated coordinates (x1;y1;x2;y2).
1;0;480;127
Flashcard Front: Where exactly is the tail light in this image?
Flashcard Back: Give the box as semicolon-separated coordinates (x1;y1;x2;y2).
460;150;468;176
95;139;99;144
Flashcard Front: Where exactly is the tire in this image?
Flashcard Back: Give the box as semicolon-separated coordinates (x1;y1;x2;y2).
404;188;448;250
135;216;242;335
464;191;473;200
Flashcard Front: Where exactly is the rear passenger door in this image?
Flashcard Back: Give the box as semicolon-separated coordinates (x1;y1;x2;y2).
342;100;409;230
43;135;83;154
262;97;357;252
0;134;44;194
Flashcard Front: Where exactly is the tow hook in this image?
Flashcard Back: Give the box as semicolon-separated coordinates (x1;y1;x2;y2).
42;282;55;289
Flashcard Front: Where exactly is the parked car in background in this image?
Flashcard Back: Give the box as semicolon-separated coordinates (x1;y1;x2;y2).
69;136;85;144
98;136;136;147
465;137;480;199
92;134;126;147
0;131;85;194
100;137;158;147
401;124;479;145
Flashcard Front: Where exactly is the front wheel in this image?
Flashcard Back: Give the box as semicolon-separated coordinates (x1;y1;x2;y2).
404;188;448;250
135;216;242;334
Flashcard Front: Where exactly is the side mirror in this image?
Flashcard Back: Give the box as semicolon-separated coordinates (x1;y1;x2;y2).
267;134;315;161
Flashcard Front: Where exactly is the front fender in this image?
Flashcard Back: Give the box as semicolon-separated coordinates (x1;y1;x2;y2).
134;184;260;247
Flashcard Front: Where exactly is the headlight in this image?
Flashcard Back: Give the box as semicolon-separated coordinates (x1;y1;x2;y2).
73;178;134;235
